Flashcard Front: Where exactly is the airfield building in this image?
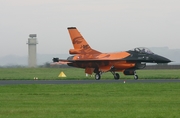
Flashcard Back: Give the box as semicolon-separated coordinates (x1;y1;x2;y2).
27;34;38;67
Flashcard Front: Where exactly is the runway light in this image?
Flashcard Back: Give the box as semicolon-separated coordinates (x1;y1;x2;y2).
34;77;38;80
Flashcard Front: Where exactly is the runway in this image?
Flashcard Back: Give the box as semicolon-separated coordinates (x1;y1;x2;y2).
0;79;179;85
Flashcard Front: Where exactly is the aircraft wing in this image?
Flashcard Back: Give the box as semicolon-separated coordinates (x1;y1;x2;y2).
53;58;127;62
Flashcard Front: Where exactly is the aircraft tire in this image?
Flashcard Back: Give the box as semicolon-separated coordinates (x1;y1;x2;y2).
95;73;101;80
134;75;138;80
114;73;120;80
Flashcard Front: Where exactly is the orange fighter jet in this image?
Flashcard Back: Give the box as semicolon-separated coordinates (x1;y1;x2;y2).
53;27;171;80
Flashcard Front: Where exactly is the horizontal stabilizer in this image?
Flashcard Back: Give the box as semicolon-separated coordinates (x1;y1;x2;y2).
53;58;59;62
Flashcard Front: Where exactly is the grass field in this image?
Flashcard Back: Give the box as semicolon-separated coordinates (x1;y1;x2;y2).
0;68;179;80
0;83;179;118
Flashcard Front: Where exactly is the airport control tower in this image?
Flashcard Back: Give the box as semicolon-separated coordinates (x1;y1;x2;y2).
27;34;38;67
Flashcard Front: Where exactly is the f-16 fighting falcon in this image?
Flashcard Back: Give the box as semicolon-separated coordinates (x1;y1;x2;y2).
53;27;171;80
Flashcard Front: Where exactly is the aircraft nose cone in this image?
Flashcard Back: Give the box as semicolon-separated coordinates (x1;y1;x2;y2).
152;54;171;63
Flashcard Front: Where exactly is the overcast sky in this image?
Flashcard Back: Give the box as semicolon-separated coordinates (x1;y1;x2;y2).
0;0;180;57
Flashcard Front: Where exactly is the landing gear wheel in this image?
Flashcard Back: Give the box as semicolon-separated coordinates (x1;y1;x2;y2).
95;73;101;80
114;73;120;80
134;75;138;80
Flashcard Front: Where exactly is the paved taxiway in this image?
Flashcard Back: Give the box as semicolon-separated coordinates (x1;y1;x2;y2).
0;79;179;85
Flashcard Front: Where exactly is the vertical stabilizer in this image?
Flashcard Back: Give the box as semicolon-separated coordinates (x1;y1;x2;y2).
67;27;101;54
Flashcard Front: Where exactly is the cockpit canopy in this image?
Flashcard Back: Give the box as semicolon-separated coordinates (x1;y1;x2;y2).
132;47;154;54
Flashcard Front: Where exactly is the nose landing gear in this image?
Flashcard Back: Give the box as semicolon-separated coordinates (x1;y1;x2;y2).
134;71;138;80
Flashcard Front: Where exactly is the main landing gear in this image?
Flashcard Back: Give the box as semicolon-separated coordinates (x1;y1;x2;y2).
94;68;101;80
110;66;120;80
94;72;120;80
111;71;120;80
95;73;101;80
94;72;138;80
94;66;120;80
94;67;139;80
94;67;120;80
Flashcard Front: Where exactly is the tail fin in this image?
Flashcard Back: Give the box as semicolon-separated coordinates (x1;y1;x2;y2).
67;27;101;54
